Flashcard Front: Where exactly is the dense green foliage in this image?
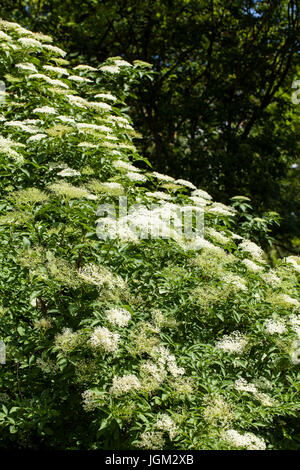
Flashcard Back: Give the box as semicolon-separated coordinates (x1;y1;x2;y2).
0;0;299;252
0;21;300;450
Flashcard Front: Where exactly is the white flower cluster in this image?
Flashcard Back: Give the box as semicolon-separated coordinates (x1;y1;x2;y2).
99;65;120;74
95;182;124;195
0;30;12;41
43;65;70;76
102;201;201;243
223;429;266;450
4;120;39;134
82;390;100;411
255;392;276;407
175;178;197;190
206;227;230;245
240;239;265;261
33;106;57;114
90;326;119;352
126;171;147;183
234;379;276;407
216;332;248;354
140;361;166;384
106;307;131;327
16;62;38;73
189;195;210;207
260;270;281;287
113;160;141;172
110;374;141;395
152;345;185;377
289;315;300;338
78;264;126;290
192;188;212;200
154;414;178;440
77;122;112;133
265;319;286;335
112;59;132;67
223;273;248;292
206;202;235;217
137;431;166;450
94;92;117;101
286;256;300;273
107;115;132;128
68;75;92;83
29;73;69;89
66;94;90;108
49;182;95;200
54;328;80;353
151;171;175;182
42;44;66;57
56;115;76;124
89;101;112;111
234;378;258;393
77;142;97;148
277;294;300;309
73;64;98;71
57;168;81;177
18;37;42;48
242;258;263;272
0;135;24;162
28;133;48;142
145;191;172;201
203;395;233;426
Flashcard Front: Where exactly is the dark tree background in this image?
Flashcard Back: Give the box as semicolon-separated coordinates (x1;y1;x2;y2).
1;0;300;252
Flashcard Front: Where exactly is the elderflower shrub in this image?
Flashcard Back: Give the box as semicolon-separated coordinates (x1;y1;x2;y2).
0;20;299;451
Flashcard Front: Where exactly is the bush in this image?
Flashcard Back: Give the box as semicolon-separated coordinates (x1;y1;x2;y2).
0;19;299;450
